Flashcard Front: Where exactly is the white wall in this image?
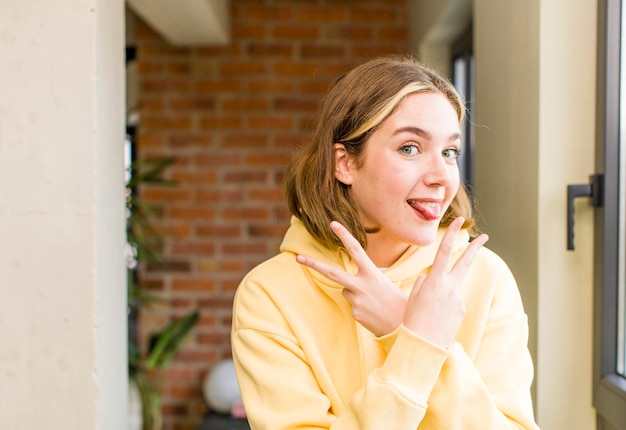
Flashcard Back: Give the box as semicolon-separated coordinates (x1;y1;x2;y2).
0;1;126;429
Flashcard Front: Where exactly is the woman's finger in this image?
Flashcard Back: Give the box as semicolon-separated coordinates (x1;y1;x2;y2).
449;233;489;278
329;221;379;275
428;217;465;277
296;254;356;289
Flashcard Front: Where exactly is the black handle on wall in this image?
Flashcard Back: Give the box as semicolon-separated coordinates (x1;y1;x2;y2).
567;174;603;250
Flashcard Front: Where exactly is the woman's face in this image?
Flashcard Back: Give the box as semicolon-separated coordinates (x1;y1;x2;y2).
335;91;461;265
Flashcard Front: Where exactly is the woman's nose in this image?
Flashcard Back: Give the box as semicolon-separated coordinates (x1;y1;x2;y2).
423;153;452;186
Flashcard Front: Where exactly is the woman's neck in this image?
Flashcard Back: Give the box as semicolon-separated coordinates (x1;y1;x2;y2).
365;234;411;268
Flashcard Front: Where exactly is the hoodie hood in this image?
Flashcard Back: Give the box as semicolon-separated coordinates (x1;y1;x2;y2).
280;216;471;288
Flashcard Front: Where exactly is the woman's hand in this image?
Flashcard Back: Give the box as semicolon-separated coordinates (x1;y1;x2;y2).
296;221;407;337
404;217;488;348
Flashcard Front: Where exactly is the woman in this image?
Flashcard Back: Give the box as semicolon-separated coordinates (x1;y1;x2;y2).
231;56;539;429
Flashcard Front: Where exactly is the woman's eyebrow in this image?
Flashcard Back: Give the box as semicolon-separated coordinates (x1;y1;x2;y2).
393;126;461;142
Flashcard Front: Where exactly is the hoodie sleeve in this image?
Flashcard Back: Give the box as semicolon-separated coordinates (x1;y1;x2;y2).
399;258;539;429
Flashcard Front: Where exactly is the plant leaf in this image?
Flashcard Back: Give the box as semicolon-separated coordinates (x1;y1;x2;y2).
146;311;199;369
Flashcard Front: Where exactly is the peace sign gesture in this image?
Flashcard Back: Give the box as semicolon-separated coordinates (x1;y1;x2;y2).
404;217;488;347
296;217;488;345
297;220;409;337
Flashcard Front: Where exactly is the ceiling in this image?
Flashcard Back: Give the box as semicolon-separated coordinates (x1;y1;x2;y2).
126;0;230;46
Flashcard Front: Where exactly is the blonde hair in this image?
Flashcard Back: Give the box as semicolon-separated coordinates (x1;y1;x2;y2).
284;56;476;249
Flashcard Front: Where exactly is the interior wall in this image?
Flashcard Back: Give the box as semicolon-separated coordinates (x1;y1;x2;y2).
473;0;596;429
0;1;126;429
410;0;471;76
536;0;596;428
473;0;540;395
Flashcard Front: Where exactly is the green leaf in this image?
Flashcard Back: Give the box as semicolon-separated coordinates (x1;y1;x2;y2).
146;311;199;369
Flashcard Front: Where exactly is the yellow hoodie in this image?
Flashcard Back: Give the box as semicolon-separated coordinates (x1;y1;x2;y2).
231;217;539;429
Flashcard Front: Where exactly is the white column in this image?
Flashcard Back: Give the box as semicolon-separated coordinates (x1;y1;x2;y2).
0;1;126;429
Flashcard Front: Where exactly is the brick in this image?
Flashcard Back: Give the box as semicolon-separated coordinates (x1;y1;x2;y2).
273;97;319;112
247;43;294;58
221;134;269;149
168;135;214;148
197;332;231;345
198;116;242;130
248;188;285;202
196;224;242;239
273;61;323;77
350;8;398;23
167;61;191;76
221;97;268;111
247;79;295;93
239;5;292;21
146;260;191;273
170;171;218;185
300;44;346;58
141;78;191;94
231;24;266;39
141;187;192;202
140;116;191;131
349;43;404;58
153;223;192;238
169;207;216;220
247;116;294;130
194;153;241;167
138;97;165;112
194;79;243;94
174;349;218;362
217;260;245;272
297;7;346;22
222;242;267;255
222;170;268;184
196;189;244;204
221;207;270;221
221;279;244;292
168;96;216;111
219;61;267;76
245;152;292;166
377;26;409;41
172;279;216;291
275;134;307;148
197;297;235;309
137;61;165;75
195;44;243;58
171;242;216;256
271;25;319;40
324;26;372;40
136;134;166;148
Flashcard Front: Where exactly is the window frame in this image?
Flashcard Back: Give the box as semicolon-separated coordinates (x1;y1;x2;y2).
593;0;626;426
451;25;474;189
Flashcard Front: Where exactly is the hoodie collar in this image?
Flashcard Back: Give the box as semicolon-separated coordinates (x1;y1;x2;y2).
280;216;470;288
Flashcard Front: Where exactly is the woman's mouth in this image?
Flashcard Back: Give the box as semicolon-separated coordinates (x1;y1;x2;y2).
407;200;441;221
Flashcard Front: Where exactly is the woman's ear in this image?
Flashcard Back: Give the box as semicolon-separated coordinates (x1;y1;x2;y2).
334;143;354;185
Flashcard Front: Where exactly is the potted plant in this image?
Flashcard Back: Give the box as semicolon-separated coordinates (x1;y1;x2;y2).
126;156;199;430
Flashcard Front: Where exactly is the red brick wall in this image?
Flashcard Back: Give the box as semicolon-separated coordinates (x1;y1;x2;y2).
134;1;410;428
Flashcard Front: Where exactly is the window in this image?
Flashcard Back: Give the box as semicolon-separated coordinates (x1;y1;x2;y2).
451;25;474;190
594;0;626;427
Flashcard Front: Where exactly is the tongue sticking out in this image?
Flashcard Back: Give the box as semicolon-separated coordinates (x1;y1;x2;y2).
408;201;441;221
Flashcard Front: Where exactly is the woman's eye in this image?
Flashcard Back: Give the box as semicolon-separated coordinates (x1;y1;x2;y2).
400;144;419;155
442;148;460;159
